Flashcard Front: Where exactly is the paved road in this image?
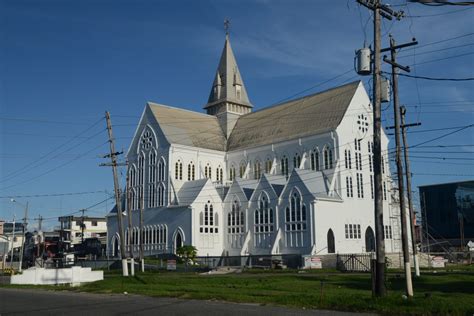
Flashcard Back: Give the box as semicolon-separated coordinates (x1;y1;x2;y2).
0;288;374;316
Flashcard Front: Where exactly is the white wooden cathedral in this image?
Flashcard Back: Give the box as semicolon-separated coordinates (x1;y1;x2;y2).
107;33;404;259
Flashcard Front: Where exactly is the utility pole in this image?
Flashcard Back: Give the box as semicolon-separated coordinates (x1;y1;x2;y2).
80;209;86;245
357;0;403;297
10;215;16;273
139;194;145;272
18;202;28;273
37;215;43;232
422;192;431;268
126;174;135;276
104;111;128;277
400;106;421;277
383;35;417;298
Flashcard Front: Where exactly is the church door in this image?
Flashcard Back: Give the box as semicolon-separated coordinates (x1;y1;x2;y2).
327;229;335;253
113;236;119;257
174;231;183;253
365;227;375;252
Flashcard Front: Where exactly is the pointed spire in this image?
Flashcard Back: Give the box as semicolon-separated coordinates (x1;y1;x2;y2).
204;30;252;110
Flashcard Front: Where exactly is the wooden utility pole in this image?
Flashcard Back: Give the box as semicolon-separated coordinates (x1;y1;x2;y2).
372;5;386;298
104;111;128;277
126;174;135;276
36;215;43;232
385;35;413;297
139;195;145;272
9;215;16;273
80;209;86;245
18;202;28;273
422;192;431;267
357;0;404;297
400;106;421;277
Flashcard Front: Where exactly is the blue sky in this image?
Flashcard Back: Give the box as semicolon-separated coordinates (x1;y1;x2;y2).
0;0;473;230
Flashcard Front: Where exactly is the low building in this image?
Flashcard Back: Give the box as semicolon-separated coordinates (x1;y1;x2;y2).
58;216;107;245
419;180;474;250
0;222;25;253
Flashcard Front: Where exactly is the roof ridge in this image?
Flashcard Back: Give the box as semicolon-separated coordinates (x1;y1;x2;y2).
247;80;361;116
148;101;218;119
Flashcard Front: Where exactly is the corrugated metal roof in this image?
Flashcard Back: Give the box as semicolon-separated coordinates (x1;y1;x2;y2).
235;178;259;200
294;169;342;201
148;102;226;151
177;179;209;205
227;81;360;151
205;34;252;108
147;81;360;153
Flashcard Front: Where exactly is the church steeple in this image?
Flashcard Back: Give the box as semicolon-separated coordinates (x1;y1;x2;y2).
204;32;252;116
204;26;253;138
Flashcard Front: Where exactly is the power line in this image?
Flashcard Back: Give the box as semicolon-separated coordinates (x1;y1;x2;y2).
409;1;474;6
411;124;474;148
384;72;474;81
0;116;96;126
0;141;109;191
405;6;473;16
396;124;474;134
0;190;108;199
37;196;115;221
414;144;474;147
410;155;474;160
0;117;105;183
410;51;474;66
414;32;474;49
398;42;474;58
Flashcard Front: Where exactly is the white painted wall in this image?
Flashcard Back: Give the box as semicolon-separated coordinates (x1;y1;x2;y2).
107;83;407;258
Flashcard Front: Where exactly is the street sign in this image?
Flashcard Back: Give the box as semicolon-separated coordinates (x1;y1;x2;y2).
467;240;474;251
167;259;177;271
431;256;445;268
303;256;322;269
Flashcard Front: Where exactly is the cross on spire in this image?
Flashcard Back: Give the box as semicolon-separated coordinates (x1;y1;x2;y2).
224;19;230;35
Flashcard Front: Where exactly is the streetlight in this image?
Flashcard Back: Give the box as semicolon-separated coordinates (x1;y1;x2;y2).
10;199;28;273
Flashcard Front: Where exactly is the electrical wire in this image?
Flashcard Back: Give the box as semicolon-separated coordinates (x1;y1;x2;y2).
405;6;474;16
1;117;105;183
384;72;474;81
0;190;108;199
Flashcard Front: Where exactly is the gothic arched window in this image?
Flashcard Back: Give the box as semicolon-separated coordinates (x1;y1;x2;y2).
200;201;218;234
310;149;320;171
281;155;289;178
293;153;301;169
254;160;261;180
323;147;333;170
265;158;272;174
285;190;307;232
187;162;195;181
254;193;273;234
175;159;183;180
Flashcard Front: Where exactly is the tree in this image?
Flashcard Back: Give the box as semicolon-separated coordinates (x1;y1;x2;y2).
176;245;197;266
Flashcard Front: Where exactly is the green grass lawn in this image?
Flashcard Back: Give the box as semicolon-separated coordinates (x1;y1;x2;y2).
64;269;473;315
2;268;473;315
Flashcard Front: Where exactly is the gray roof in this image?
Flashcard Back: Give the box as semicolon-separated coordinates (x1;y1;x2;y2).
235;178;259;200
146;81;360;153
263;174;287;198
227;81;360;151
148;102;226;151
205;34;252;108
294;169;342;201
177;179;209;205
